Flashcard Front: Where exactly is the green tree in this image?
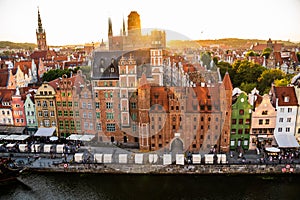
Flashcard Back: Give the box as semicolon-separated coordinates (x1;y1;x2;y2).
240;82;257;94
262;48;272;59
257;69;285;94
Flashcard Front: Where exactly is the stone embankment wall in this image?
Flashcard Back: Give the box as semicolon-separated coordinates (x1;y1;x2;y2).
29;163;300;175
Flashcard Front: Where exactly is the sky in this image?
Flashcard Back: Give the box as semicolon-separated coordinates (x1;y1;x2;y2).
0;0;300;46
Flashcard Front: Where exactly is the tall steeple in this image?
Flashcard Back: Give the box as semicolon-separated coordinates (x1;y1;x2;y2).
108;17;113;37
36;7;47;50
122;17;126;36
37;8;43;33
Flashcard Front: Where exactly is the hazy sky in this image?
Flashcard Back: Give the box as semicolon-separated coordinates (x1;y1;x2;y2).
1;0;300;45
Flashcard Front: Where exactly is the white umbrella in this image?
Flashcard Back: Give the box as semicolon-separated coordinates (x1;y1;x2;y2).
49;136;58;141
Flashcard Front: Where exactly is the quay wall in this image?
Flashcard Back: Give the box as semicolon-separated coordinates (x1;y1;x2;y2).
28;163;300;175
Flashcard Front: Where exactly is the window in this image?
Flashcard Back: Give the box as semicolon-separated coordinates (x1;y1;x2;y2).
31;111;34;116
287;118;291;122
64;111;68;116
69;111;73;117
278;127;282;132
68;92;71;97
65;121;69;129
107;113;114;119
207;105;212;111
62;92;65;97
74;102;78;107
286;127;290;132
231;129;236;134
88;103;92;109
95;92;98;98
106;102;113;109
62;101;66;107
245;119;250;125
56;101;61;106
97;123;102;130
68;102;72;107
132;113;137;120
259;119;263;125
96;112;100;119
59;121;64;129
50;111;55;117
239;119;243;125
37;101;41;106
75;111;79;117
238;129;243;134
131;102;136;109
232;119;236;124
243;140;249;146
279;118;283;122
42;101;47;107
288;108;292;113
280;108;284;113
44;120;50;127
95;102;100;109
265;119;270;125
50;101;54;107
245;129;250;134
44;111;48;117
88;112;92;118
262;110;268;115
84;122;88;129
107;123;116;132
76;121;81;130
82;102;86;108
70;121;75;130
239;109;244;115
83;112;87;118
230;140;235;147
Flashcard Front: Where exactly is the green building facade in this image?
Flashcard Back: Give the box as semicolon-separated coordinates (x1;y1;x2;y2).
230;92;252;151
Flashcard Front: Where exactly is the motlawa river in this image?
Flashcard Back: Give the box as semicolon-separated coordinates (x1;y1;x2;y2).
1;173;300;200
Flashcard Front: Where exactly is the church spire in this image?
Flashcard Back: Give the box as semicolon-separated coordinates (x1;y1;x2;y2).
122;17;126;36
37;7;44;33
108;17;113;37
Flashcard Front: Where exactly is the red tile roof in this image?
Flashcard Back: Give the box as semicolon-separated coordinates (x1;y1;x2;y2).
273;86;298;106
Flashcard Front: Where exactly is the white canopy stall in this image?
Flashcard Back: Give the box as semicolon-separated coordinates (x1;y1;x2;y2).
34;127;56;137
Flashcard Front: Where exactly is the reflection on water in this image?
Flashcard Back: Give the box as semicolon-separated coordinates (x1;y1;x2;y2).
1;173;300;200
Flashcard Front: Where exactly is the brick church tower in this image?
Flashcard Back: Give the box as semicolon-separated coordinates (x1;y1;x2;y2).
36;8;47;50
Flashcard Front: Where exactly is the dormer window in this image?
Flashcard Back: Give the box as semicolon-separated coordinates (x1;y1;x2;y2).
284;96;290;102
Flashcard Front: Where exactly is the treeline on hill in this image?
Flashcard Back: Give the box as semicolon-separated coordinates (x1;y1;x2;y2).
0;41;36;50
217;60;293;94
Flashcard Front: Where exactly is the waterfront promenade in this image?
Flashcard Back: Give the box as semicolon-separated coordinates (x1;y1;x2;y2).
1;143;300;175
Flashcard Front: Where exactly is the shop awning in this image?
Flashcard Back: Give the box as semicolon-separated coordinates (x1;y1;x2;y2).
66;134;82;141
265;147;281;153
79;135;95;142
34;127;56;137
275;134;300;148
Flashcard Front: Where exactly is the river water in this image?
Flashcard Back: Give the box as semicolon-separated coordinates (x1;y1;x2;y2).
1;173;300;200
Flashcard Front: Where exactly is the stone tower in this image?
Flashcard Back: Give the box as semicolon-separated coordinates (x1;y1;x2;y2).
36;8;47;51
127;11;141;37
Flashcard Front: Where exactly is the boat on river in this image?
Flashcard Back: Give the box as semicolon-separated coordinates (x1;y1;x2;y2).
0;157;25;182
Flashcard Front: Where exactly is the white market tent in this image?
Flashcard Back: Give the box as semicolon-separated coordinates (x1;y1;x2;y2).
79;135;95;142
16;135;30;141
74;153;84;163
34;127;56;137
6;143;16;148
66;134;82;141
135;154;143;164
0;135;7;140
66;134;95;142
163;154;172;165
56;144;65;153
275;134;300;148
44;144;54;153
94;154;103;163
265;147;281;153
19;144;28;152
4;134;20;140
176;154;185;165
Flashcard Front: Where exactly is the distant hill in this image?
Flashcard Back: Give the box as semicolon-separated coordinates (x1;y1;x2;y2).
0;41;37;50
168;38;300;49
